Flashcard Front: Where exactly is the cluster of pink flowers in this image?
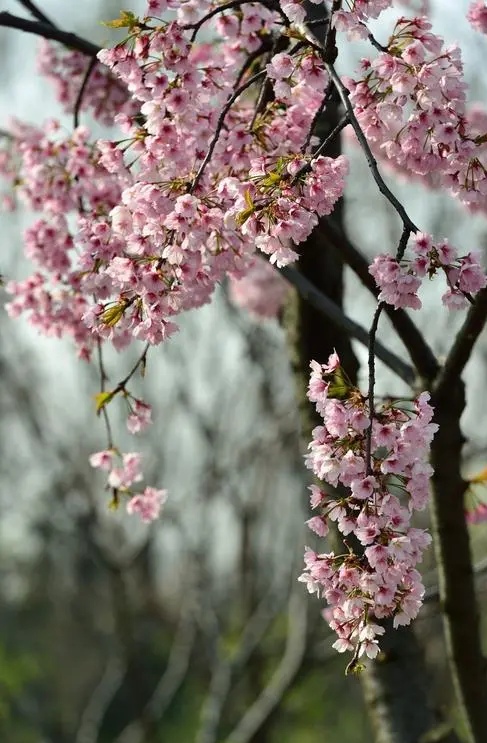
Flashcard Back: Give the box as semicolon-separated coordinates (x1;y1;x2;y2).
369;232;487;310
228;258;291;319
468;1;487;34
345;16;487;212
4;122;123;358
11;11;344;353
333;1;394;39
279;0;393;36
127;398;153;434
37;40;136;126
299;353;436;660
89;449;166;522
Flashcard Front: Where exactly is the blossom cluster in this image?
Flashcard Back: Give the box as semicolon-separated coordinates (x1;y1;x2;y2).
299;353;436;660
37;40;136;126
4;7;349;359
280;0;393;37
468;1;487;34
89;449;167;522
345;16;487;212
369;232;487;310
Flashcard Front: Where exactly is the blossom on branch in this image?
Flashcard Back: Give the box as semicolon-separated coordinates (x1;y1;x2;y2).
300;353;436;662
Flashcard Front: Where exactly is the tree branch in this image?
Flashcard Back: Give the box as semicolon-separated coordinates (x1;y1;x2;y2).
0;12;100;57
434;287;487;396
326;63;418;236
15;0;55;26
430;377;487;743
279;264;416;385
320;217;440;381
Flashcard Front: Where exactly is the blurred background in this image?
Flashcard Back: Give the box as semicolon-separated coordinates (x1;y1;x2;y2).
0;1;487;741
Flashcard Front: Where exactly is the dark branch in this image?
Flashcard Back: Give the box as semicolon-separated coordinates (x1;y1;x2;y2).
320;218;440;381
15;0;55;26
279;264;416;385
434;287;487;397
73;57;99;129
190;69;267;193
326;63;418;235
0;12;100;57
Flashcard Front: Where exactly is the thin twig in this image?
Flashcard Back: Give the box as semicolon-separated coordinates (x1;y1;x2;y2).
365;224;412;470
186;0;286;42
95;338;114;450
326;63;418;234
301;80;333;153
367;31;388;53
74;57;99;129
190;70;267;194
320;218;439;381
294;113;349;181
365;302;384;474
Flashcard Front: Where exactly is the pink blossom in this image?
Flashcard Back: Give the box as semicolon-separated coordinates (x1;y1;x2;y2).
107;452;143;489
127;487;167;523
89;450;115;471
127;400;153;434
300;353;436;659
467;2;487;34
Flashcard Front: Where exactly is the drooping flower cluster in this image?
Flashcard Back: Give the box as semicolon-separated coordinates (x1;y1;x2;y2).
333;0;394;39
345;16;487;212
4;122;124;358
37;40;136;126
369;232;487;310
300;353;436;661
89;449;166;522
468;1;487;34
4;7;349;357
228;257;291;319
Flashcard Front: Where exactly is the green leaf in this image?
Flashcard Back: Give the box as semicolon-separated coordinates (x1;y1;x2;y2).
103;10;139;29
95;390;115;415
327;367;351;400
235;206;255;226
244;188;254;210
101;302;126;327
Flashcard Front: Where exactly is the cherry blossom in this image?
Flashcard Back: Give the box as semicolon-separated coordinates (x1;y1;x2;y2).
468;1;487;34
300;353;436;662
